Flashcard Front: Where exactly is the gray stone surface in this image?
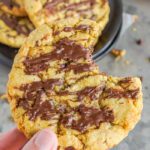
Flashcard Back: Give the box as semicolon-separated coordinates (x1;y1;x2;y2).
0;0;150;149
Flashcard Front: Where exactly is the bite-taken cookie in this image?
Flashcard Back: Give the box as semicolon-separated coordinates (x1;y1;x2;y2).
24;0;110;35
7;19;143;150
0;0;27;16
0;10;34;48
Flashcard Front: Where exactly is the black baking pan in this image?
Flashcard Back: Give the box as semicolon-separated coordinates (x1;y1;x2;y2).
0;0;123;66
93;0;123;61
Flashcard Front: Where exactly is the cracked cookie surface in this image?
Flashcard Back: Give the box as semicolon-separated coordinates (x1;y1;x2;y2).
0;0;27;16
0;10;34;47
7;20;143;150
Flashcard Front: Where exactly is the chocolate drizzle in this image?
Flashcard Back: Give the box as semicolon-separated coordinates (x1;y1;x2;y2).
54;38;91;60
63;27;73;32
0;13;33;35
20;79;63;95
18;79;63;120
75;25;91;31
65;0;95;11
57;85;105;101
19;99;56;121
77;86;105;101
65;146;76;150
1;0;19;8
17;79;114;131
17;78;138;123
119;77;132;84
62;63;94;74
44;0;68;13
53;25;91;36
24;38;92;74
44;0;96;14
61;105;114;133
104;88;139;99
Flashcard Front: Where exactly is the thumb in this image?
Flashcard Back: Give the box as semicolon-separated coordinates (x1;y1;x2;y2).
22;128;58;150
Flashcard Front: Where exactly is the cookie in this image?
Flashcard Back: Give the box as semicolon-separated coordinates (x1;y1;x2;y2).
7;21;143;150
0;0;27;17
50;18;101;49
24;0;110;35
0;10;34;48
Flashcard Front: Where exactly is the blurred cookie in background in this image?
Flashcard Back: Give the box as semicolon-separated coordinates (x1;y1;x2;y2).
24;0;110;36
0;10;34;48
0;0;27;17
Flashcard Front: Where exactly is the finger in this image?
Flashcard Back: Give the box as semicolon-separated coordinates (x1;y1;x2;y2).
22;128;58;150
0;128;28;150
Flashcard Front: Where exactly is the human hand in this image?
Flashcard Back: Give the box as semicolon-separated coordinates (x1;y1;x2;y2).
0;128;58;150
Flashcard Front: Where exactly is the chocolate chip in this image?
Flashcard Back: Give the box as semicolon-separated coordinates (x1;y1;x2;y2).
136;39;143;45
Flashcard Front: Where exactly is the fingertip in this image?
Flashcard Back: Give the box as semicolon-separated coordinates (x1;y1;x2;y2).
23;128;58;150
36;128;58;149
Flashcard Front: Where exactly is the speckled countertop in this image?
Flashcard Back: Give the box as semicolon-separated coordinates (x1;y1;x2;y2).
0;0;150;149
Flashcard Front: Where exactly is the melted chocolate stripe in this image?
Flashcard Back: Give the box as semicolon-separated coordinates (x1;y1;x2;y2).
119;77;132;84
44;0;68;9
104;88;139;99
18;79;63;121
61;105;114;133
1;0;20;8
75;25;91;31
65;146;76;150
24;38;92;74
58;86;139;101
53;25;91;36
0;13;32;35
18;79;114;132
64;0;95;11
57;85;105;101
77;86;105;101
61;63;94;74
45;0;96;13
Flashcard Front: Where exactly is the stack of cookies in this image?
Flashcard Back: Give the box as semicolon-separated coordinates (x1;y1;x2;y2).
0;0;109;48
5;0;143;150
0;0;35;47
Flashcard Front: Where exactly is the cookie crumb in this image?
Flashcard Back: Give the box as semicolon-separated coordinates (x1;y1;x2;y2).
147;57;150;63
139;76;143;82
132;15;139;23
132;27;137;32
124;60;131;65
111;49;126;61
0;93;8;102
136;39;142;45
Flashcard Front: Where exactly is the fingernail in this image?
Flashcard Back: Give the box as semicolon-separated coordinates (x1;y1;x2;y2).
23;128;58;150
34;129;58;150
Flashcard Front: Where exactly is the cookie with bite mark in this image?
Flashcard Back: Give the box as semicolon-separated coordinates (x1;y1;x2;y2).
7;19;143;150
